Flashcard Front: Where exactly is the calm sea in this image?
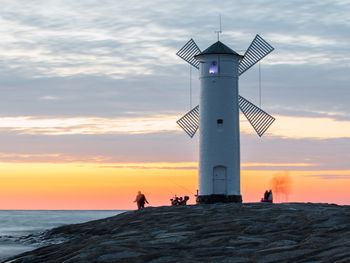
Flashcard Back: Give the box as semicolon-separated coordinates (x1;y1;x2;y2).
0;210;125;261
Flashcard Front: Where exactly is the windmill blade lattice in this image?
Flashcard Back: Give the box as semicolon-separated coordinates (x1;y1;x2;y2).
176;105;200;138
239;95;275;137
238;34;274;76
176;39;201;69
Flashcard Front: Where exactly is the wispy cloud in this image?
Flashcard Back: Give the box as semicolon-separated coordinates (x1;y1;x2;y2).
1;113;350;139
0;115;181;135
100;162;197;170
242;114;350;139
1;0;349;80
242;162;316;170
255;33;350;66
99;162;314;170
39;96;60;101
0;2;185;78
304;174;350;180
0;152;111;163
267;34;339;47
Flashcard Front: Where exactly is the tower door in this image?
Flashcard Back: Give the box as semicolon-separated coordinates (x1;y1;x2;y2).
213;166;227;194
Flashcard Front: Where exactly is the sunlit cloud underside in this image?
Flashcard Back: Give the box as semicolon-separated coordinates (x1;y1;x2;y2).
99;162;315;170
1;114;350;139
0;115;178;135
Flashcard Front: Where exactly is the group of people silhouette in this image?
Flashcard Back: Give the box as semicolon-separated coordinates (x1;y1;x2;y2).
261;189;273;203
135;190;274;210
170;195;189;206
134;191;191;210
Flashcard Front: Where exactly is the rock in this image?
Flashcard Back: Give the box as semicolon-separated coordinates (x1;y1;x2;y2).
97;251;144;262
3;203;350;263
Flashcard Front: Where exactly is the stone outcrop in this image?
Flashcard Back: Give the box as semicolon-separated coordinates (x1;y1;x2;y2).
4;203;350;263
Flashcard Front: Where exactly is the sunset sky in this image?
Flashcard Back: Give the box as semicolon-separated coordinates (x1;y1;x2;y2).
0;0;349;209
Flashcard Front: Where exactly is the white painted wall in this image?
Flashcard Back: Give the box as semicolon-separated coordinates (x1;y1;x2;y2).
196;53;241;196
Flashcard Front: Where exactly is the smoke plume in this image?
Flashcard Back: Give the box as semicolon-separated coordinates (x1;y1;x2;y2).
270;171;292;202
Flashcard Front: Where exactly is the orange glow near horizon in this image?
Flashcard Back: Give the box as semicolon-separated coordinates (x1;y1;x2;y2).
0;162;349;210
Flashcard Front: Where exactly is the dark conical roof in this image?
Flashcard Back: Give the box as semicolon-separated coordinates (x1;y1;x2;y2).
195;41;243;58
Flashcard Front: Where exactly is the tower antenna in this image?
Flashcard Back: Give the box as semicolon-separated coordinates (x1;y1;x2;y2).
214;14;222;41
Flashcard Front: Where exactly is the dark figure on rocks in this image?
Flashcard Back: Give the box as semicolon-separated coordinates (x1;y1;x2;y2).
170;195;179;206
261;190;273;203
267;190;273;203
182;196;189;205
170;195;189;206
264;190;269;201
134;191;149;210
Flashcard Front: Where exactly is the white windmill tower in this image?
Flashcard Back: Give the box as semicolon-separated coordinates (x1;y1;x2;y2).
176;33;275;204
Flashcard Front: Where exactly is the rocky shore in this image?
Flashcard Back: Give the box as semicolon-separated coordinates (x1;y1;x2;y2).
4;203;350;263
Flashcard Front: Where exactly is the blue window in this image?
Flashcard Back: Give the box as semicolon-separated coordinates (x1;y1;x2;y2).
209;61;218;74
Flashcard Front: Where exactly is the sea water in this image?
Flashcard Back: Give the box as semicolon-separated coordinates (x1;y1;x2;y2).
0;210;125;261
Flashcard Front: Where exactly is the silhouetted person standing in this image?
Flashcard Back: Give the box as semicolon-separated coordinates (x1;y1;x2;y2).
267;190;273;203
134;191;149;210
261;190;270;202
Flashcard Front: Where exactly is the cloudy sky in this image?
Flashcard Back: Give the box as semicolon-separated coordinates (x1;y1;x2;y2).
0;0;349;208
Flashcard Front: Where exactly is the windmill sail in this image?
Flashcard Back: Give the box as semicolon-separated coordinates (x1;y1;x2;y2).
238;34;274;76
176;105;200;138
238;95;275;137
176;39;201;69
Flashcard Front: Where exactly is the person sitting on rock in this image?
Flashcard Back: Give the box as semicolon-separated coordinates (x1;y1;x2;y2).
170;195;190;206
261;190;269;202
181;196;189;205
267;190;273;203
264;190;269;201
171;195;179;206
134;191;149;210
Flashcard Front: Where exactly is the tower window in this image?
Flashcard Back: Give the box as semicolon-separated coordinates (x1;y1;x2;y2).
217;119;223;125
209;61;218;74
